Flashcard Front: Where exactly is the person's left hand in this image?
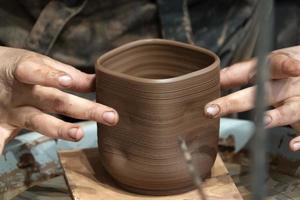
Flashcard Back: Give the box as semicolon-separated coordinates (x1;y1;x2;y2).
0;47;119;154
204;46;300;151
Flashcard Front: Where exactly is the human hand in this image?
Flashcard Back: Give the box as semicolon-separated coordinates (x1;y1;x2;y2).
204;46;300;151
0;47;119;153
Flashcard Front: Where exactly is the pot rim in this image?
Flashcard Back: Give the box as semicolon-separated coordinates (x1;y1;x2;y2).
96;39;220;84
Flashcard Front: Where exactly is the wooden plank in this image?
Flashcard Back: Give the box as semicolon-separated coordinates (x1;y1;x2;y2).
58;148;242;200
12;176;72;200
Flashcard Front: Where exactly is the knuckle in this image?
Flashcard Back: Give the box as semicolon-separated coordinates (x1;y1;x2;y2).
46;69;64;80
15;53;38;76
272;109;284;125
223;67;234;81
247;70;256;83
285;102;299;121
2;51;27;82
52;95;69;114
17;53;64;81
56;126;65;139
224;95;238;112
17;53;38;69
218;97;230;115
3;67;15;87
278;103;299;123
289;105;297;118
86;106;100;121
24;113;41;130
282;59;294;73
24;118;34;130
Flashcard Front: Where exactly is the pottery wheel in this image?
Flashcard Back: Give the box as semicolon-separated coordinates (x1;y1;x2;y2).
58;148;242;200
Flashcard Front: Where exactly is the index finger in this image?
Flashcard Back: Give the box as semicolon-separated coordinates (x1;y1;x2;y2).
220;52;300;90
15;53;95;93
42;56;95;92
220;59;257;89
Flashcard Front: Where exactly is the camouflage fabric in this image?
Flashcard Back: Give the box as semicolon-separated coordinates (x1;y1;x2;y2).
0;0;299;72
0;0;160;72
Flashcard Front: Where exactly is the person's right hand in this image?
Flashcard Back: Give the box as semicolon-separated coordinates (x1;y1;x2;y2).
0;46;119;154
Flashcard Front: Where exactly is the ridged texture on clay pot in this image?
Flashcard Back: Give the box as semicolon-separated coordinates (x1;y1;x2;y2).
96;39;220;195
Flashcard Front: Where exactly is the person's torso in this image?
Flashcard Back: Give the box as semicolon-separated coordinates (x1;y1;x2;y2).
0;0;262;71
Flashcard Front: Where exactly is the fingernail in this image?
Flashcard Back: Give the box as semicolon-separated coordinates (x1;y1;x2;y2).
58;75;72;87
264;115;272;126
205;104;220;118
293;143;300;151
68;128;79;140
221;68;228;73
102;111;116;125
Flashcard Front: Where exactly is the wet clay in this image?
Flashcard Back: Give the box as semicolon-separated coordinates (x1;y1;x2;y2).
95;39;220;195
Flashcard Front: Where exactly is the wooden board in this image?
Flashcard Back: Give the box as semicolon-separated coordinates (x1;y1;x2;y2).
58;148;242;200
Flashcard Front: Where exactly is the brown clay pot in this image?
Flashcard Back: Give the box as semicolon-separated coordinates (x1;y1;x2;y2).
95;39;220;195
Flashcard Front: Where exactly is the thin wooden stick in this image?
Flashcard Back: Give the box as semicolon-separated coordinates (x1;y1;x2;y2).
178;137;207;200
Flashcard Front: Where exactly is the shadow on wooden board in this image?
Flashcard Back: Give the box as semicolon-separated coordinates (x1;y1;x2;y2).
58;148;242;200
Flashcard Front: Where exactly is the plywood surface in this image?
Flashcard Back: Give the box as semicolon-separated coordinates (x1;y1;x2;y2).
58;148;242;200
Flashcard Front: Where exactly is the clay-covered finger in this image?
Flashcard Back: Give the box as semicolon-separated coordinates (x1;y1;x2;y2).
42;56;95;92
269;53;300;79
30;86;119;126
220;59;256;89
9;106;84;141
264;97;300;128
15;54;74;89
15;53;95;92
204;86;256;118
205;78;298;119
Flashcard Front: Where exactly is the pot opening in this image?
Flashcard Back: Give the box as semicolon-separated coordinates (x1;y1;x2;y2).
101;43;215;80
